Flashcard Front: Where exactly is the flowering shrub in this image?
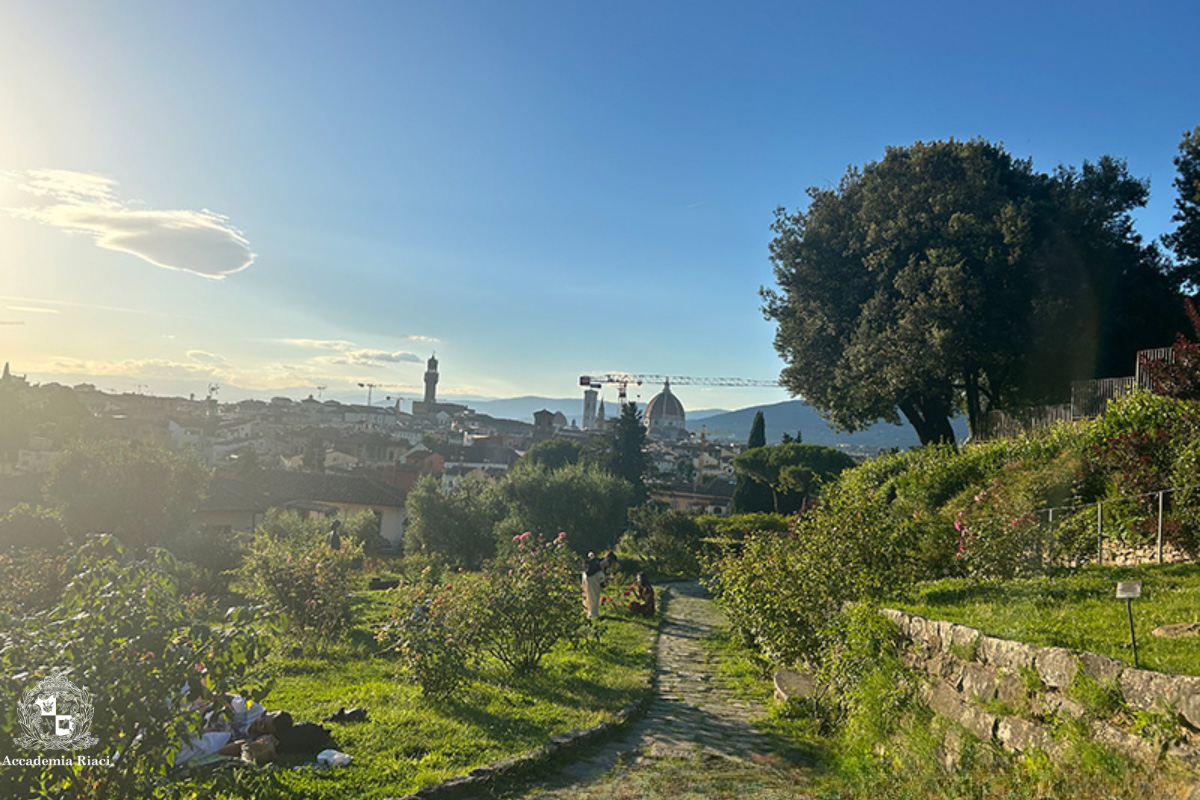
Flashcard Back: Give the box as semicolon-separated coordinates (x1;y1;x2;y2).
462;532;584;672
0;535;262;800
951;507;1049;580
237;512;363;652
708;490;898;666
0;546;68;616
1170;442;1200;553
1084;430;1175;546
950;452;1092;577
379;583;472;700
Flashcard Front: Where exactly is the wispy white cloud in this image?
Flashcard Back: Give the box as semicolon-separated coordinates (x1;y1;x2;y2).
39;356;323;392
186;350;227;365
46;356;224;382
6;305;59;314
7;169;255;280
281;337;422;367
407;335;439;343
281;338;357;351
0;294;199;319
314;349;422;367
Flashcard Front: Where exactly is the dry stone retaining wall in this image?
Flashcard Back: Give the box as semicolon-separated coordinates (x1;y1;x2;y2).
1103;541;1193;566
879;609;1200;766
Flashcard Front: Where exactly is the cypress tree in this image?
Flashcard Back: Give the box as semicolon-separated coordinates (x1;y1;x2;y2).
731;411;775;513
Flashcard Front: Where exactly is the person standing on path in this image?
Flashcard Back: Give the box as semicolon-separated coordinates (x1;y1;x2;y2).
582;551;604;619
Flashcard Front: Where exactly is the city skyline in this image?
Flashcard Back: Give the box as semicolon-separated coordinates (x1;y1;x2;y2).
2;1;1198;412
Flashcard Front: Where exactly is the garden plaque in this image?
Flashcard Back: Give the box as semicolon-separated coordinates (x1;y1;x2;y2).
1116;581;1142;599
1116;581;1143;667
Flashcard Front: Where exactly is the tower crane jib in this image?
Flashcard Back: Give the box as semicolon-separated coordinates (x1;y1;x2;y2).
579;373;780;405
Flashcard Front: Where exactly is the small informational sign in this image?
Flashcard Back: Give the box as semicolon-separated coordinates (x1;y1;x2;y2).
1116;581;1143;599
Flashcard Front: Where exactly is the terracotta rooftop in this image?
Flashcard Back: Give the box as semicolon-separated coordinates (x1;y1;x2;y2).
199;470;407;513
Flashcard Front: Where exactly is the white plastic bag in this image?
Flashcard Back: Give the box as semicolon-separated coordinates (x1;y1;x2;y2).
316;748;352;767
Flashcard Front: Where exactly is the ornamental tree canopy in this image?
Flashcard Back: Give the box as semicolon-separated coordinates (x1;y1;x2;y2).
763;138;1183;445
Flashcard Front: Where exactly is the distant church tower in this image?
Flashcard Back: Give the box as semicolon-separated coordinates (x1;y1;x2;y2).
1;362;27;386
423;354;439;405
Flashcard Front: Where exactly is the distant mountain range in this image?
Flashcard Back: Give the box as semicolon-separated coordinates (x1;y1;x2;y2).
467;396;967;450
687;400;970;448
466;396;591;424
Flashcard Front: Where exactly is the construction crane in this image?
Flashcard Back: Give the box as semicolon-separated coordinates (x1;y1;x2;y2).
579;373;780;405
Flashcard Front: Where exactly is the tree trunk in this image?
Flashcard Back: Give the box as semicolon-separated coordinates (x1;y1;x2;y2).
899;398;956;447
964;370;983;440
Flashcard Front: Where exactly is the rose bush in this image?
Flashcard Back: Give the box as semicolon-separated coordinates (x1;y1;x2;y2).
379;583;472;700
237;511;363;652
462;532;584;672
0;535;262;800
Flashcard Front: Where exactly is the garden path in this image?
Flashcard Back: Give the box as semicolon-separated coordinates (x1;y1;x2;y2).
508;579;798;798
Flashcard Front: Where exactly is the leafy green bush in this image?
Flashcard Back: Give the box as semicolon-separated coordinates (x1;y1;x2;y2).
0;546;67;615
695;512;791;540
1081;390;1197;449
889;441;1017;509
237;511;364;652
166;525;244;598
625;506;705;577
1170;440;1200;552
379;583;473;700
815;604;914;748
403;473;499;569
341;509;383;549
44;438;210;550
0;503;68;551
492;462;634;557
461;532;584;672
0;535;262;800
950;452;1090;578
708;491;903;666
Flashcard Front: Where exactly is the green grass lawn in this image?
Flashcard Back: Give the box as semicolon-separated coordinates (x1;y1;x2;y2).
894;563;1200;675
204;591;658;800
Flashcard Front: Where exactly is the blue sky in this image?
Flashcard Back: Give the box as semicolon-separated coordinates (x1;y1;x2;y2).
1;0;1197;413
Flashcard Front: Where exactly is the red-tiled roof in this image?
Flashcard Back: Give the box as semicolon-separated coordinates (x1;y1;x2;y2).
199;470;407;513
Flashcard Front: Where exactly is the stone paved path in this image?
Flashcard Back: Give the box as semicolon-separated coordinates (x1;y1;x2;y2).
510;580;783;797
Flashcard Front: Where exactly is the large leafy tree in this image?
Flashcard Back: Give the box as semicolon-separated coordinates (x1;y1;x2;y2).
763;139;1182;444
1164;125;1200;286
403;473;498;569
732;442;856;514
521;437;583;471
0;382;94;463
44;438;210;550
492;461;634;556
731;411;774;513
1138;298;1200;400
1038;157;1184;382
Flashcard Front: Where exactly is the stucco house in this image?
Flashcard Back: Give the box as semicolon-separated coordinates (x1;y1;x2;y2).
195;469;409;546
